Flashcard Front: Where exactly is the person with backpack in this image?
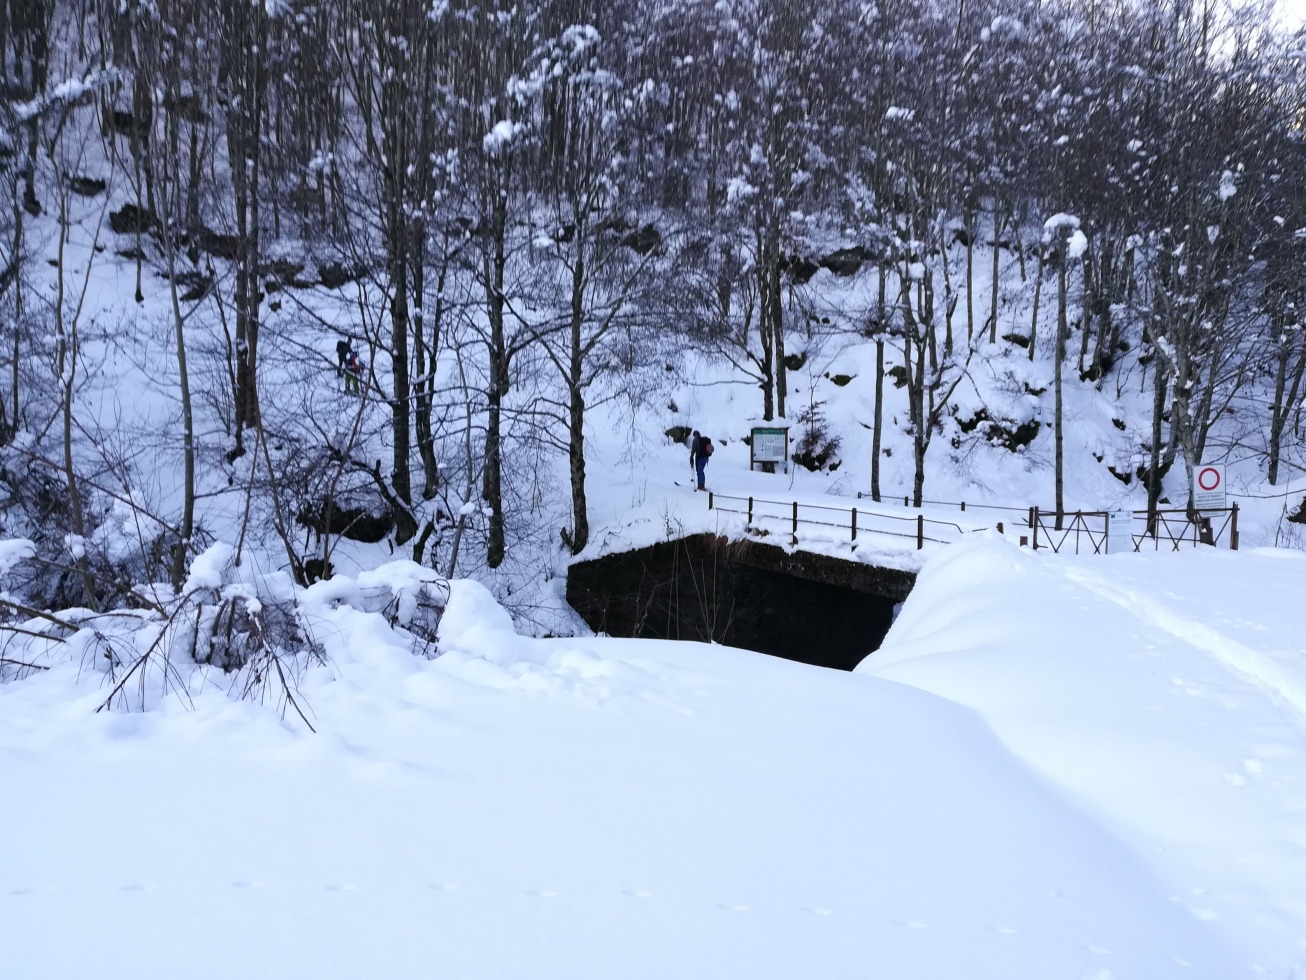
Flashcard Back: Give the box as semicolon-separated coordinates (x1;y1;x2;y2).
335;338;351;378
344;349;363;394
690;429;713;491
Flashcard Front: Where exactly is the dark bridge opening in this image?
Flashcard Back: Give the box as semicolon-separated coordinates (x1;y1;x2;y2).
566;534;916;671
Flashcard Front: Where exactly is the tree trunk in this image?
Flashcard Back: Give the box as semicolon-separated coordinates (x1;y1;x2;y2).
415;237;443;501
912;341;928;508
565;230;589;554
9;179;24;439
1054;258;1067;527
989;200;1001;344
53;194;96;609
1028;249;1043;362
1268;334;1306;486
161;227;195;588
1145;346;1169;533
482;186;509;569
387;248;414;527
870;267;887;502
965;209;974;343
567;373;588;555
756;220;778;420
223;1;265;458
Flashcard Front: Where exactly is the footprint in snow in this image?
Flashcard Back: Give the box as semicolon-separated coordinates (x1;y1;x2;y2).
718;902;750;912
232;880;265;889
622;889;653;899
324;884;358;892
119;884;158;892
801;906;833;916
525;889;558;898
429;883;461;892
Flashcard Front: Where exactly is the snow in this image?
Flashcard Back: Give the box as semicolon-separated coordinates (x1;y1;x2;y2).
1220;169;1238;201
0;538;35;576
1067;228;1088;260
988;15;1026;40
483;120;518;155
183;541;235;594
3;537;1305;978
1043;211;1081;234
726;175;758;202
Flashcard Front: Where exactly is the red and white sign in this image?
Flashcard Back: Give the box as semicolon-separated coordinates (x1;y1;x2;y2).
1193;464;1226;510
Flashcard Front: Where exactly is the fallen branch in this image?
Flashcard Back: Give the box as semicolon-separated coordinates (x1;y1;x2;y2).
0;657;50;671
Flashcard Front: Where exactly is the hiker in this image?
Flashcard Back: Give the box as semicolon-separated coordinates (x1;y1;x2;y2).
690;429;713;491
344;349;362;394
335;339;350;377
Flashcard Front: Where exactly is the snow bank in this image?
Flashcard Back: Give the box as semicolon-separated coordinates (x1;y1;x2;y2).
3;538;1304;977
866;536;1306;975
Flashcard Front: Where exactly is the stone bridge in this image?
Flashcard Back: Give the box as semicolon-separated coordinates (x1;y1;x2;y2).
566;534;916;671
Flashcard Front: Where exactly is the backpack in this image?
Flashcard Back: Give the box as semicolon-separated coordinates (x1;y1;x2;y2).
703;438;714;457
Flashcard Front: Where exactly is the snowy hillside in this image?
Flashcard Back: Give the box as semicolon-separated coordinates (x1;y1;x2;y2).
4;0;1306;629
3;4;1306;976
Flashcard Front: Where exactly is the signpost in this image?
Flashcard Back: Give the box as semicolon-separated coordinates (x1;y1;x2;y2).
1192;463;1226;511
1106;509;1135;554
750;426;789;473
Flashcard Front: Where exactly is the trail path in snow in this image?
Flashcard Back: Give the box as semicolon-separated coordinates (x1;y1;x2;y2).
1061;561;1306;726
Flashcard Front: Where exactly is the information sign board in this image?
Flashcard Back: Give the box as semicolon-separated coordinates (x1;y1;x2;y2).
1106;509;1135;554
751;427;788;464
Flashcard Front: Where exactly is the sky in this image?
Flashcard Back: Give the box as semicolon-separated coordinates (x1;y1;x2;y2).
2;533;1304;979
1278;0;1306;26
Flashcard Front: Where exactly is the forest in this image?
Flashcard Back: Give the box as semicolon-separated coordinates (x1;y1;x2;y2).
0;0;1304;615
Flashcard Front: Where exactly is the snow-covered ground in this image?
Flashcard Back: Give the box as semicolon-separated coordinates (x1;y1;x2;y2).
3;536;1304;979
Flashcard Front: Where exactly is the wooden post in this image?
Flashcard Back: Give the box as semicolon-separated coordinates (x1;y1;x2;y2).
1019;535;1028;547
916;514;924;550
748;496;754;524
792;500;799;545
960;501;966;512
997;522;1004;535
1031;506;1040;550
851;507;858;542
708;492;714;510
1230;503;1239;551
1199;515;1214;546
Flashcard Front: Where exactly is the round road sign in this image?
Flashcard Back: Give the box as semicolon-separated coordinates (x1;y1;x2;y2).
1197;466;1222;492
